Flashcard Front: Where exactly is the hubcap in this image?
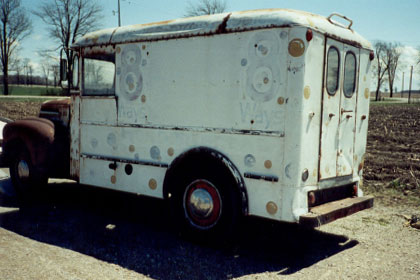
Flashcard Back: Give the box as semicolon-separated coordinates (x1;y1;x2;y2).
17;160;30;180
183;179;222;229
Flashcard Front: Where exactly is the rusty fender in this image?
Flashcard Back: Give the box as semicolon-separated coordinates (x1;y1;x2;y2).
2;117;55;170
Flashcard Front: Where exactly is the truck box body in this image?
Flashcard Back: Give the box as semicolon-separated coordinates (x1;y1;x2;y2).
3;9;373;230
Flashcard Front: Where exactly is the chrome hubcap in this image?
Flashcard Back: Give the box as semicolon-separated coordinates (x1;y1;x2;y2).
183;179;222;229
17;160;30;180
187;188;214;219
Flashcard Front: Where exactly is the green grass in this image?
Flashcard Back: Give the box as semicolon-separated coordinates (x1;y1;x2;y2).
0;85;64;96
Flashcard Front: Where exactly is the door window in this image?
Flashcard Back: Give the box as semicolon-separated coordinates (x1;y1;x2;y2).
326;47;340;95
343;52;357;97
83;58;115;96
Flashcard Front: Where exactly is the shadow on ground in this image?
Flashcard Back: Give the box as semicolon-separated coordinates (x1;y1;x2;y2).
0;182;358;279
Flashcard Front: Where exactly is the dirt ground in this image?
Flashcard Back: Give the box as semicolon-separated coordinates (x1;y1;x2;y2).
363;104;420;206
0;100;42;121
0;101;419;279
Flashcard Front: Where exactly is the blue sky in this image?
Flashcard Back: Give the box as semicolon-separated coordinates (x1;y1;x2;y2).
20;0;420;88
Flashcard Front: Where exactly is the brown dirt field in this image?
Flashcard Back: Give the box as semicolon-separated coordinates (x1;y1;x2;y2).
363;104;420;206
0;100;43;121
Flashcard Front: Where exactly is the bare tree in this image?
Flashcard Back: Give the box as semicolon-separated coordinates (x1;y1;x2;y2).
34;0;103;93
384;42;401;98
373;41;388;101
41;59;51;87
9;56;21;85
0;0;31;95
51;64;59;87
185;0;227;17
22;57;29;85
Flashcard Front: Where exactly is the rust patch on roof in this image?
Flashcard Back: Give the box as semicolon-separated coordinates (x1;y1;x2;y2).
134;19;174;28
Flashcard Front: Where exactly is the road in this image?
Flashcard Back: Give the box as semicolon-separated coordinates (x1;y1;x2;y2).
0;179;419;279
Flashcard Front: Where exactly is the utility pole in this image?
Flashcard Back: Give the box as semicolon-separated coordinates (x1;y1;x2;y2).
118;0;121;27
408;66;413;104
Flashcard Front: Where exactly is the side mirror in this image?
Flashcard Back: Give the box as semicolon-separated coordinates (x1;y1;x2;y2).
72;55;79;88
60;58;68;81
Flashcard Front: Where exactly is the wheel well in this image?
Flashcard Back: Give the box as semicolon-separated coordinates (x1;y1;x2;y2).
163;147;248;216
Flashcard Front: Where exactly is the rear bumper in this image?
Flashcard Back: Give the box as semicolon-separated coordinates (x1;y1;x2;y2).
299;195;374;227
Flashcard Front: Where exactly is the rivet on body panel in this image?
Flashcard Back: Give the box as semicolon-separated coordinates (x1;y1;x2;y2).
277;97;284;104
167;147;174;157
149;179;157;190
288;38;305;57
266;202;278;215
150;146;161;160
364;88;370;99
129;145;135;152
264;160;272;169
244;154;256;167
111;175;117;184
304;86;311;99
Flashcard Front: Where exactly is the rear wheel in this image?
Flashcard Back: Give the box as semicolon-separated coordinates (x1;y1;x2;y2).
10;145;47;199
170;165;241;243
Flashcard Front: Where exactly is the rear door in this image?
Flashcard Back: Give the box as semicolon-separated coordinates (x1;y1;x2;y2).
319;39;359;180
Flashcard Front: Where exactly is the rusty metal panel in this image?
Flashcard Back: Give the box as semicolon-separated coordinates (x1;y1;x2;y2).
336;45;359;176
319;39;343;179
299;195;374;227
72;10;371;51
319;40;360;180
69;95;81;179
353;49;372;182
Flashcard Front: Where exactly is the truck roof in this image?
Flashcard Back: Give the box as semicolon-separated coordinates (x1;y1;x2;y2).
72;9;372;50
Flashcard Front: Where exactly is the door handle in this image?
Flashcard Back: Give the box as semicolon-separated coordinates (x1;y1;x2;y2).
341;108;353;114
329;113;335;118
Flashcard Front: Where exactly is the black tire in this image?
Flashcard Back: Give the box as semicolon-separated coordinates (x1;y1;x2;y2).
10;145;48;200
170;164;241;243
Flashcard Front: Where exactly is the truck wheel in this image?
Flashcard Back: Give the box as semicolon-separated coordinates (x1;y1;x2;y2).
10;145;47;199
171;167;240;243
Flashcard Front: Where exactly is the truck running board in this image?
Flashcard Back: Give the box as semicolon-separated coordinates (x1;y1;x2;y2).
299;195;374;227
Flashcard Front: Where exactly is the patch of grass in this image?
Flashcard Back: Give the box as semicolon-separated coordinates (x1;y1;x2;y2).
0;85;64;96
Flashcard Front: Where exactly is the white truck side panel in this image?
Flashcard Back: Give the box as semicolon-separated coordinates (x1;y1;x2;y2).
79;124;287;220
115;31;288;133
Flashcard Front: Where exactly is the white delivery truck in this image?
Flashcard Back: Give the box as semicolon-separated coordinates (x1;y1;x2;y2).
2;9;374;238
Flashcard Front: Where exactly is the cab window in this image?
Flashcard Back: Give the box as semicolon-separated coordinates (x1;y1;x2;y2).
83;54;115;96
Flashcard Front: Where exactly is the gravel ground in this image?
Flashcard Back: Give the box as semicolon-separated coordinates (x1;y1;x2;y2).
0;180;419;280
